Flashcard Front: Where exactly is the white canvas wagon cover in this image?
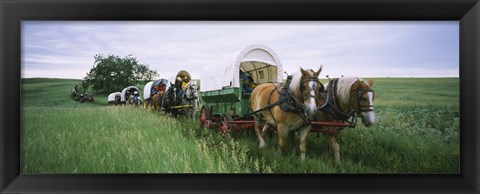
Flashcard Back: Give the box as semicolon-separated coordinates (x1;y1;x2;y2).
200;44;283;92
107;92;122;102
143;79;170;100
169;70;192;87
143;81;154;100
121;86;141;102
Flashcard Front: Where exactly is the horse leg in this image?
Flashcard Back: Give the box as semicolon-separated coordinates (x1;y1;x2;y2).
326;135;340;164
289;131;297;147
298;126;311;161
191;106;196;122
276;124;289;154
254;119;267;149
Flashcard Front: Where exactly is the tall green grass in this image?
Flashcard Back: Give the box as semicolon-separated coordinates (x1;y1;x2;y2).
21;107;275;173
20;77;459;173
21;77;275;173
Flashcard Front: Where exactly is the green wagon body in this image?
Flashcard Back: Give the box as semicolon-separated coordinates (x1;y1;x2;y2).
200;85;251;118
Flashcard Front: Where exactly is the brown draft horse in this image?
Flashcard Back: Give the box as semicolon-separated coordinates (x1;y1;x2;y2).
249;66;324;160
316;77;375;163
151;92;164;111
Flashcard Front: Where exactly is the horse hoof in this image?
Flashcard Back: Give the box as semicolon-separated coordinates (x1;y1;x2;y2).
259;142;267;149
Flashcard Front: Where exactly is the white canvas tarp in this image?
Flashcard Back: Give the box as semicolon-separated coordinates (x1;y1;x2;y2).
169;70;192;87
107;92;122;102
121;86;141;102
143;81;154;100
144;79;170;100
200;44;283;92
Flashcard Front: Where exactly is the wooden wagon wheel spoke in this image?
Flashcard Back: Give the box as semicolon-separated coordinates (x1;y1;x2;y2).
200;105;211;128
220;113;233;136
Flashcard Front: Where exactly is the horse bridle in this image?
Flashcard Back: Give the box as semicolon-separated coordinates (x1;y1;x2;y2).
184;84;198;101
351;87;375;113
296;76;326;122
169;87;177;100
300;77;325;103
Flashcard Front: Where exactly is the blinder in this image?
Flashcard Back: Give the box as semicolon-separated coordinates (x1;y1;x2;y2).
355;89;375;113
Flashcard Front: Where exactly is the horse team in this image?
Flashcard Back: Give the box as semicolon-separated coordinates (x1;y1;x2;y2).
250;66;375;163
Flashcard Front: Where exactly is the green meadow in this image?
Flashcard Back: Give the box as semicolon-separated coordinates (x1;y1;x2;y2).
20;77;459;173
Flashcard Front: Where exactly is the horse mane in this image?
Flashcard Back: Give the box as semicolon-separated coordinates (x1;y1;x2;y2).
331;77;362;108
288;71;303;98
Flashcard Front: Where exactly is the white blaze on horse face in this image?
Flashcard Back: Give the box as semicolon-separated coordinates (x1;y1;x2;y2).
367;91;374;108
361;91;375;126
307;81;317;113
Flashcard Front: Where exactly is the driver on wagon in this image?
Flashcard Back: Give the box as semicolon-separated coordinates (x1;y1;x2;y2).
133;91;139;103
240;70;256;93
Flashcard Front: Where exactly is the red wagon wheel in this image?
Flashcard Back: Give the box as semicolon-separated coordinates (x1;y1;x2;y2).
220;113;233;136
200;105;211;129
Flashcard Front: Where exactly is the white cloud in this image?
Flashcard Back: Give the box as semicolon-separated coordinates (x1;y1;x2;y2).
22;21;459;79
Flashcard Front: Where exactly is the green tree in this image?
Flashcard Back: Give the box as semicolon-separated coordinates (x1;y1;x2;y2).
83;54;158;94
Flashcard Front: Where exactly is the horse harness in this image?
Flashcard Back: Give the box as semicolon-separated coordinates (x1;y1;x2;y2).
317;78;374;126
183;84;198;102
182;84;199;109
246;75;324;131
163;86;181;109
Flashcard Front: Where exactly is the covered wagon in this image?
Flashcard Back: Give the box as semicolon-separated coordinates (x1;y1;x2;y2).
143;79;169;109
143;79;169;101
199;44;283;134
120;86;141;104
107;92;122;105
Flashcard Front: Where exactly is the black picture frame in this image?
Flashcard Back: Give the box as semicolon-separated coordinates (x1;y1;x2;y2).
1;0;479;193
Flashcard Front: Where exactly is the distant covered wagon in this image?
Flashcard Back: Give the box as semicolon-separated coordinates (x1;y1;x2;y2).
107;92;122;105
143;79;169;109
121;86;141;104
143;79;169;101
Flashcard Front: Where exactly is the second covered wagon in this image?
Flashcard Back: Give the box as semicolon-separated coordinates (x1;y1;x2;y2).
199;44;283;134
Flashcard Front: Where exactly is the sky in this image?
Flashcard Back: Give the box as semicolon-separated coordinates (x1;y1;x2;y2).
22;21;459;79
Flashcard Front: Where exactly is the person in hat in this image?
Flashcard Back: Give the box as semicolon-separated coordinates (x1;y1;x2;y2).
133;90;139;104
240;70;256;93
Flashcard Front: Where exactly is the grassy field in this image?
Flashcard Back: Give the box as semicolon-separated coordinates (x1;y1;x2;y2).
20;77;459;173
